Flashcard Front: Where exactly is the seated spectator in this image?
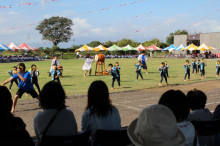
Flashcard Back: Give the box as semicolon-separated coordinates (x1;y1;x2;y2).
34;81;78;144
0;86;34;146
214;104;220;119
81;80;121;138
187;89;213;121
127;104;185;146
158;90;199;146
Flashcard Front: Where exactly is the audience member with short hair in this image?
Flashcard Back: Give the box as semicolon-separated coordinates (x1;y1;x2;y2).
34;81;78;144
213;104;220;119
158;90;199;146
127;104;185;146
187;89;213;121
0;86;34;146
81;80;121;138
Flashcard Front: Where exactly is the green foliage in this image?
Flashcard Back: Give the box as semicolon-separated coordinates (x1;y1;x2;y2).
166;29;188;46
116;39;140;47
36;16;73;46
103;41;115;48
143;38;161;47
87;41;102;47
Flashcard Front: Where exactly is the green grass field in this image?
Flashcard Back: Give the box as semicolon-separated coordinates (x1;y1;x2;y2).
0;58;218;99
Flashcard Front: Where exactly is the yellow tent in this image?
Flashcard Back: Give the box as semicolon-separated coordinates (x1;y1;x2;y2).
92;44;107;52
197;43;215;51
75;45;93;52
180;44;198;51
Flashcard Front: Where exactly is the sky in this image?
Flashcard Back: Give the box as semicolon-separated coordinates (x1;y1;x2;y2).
0;0;220;48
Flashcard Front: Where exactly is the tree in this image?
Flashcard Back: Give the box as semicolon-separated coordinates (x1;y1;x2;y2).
166;29;188;46
87;41;101;47
103;41;115;48
36;16;73;46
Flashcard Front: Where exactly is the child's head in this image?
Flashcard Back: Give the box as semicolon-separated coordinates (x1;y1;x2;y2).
164;61;167;64
12;66;17;71
115;62;119;67
161;62;165;67
202;58;205;62
17;63;26;72
108;63;113;69
138;61;141;65
185;60;189;64
193;58;196;61
187;89;207;111
198;59;200;62
31;64;36;71
217;60;220;64
53;65;57;70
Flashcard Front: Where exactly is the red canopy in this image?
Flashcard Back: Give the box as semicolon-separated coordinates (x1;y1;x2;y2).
7;42;21;51
146;45;162;51
19;43;34;51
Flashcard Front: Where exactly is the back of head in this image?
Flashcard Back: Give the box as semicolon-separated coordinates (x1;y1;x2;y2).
158;90;190;122
87;80;112;117
127;104;185;146
0;86;13;130
39;81;66;109
187;89;207;111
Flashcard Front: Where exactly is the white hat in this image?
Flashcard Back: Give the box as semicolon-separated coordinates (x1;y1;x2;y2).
127;104;185;146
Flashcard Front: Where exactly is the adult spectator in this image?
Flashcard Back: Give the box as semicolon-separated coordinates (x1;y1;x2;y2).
127;104;185;146
81;80;121;138
34;81;77;145
213;104;220;119
158;90;199;146
187;89;213;121
76;51;80;59
50;55;59;71
0;86;34;146
138;51;149;74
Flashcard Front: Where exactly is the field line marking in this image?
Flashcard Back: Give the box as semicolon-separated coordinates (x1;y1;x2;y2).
114;97;157;104
206;101;220;105
115;103;142;111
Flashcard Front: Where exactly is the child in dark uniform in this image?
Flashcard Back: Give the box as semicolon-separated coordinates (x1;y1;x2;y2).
29;64;40;94
7;66;18;90
108;63;121;89
184;60;191;81
216;60;220;77
192;58;197;75
115;62;121;82
200;59;207;79
164;61;169;77
50;65;61;83
135;61;144;81
197;59;201;73
158;62;168;86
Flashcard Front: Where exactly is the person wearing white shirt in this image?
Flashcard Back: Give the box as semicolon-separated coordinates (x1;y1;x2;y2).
138;51;149;74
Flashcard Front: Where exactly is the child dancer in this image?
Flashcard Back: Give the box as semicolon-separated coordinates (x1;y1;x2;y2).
200;58;207;79
115;62;121;82
135;61;144;81
7;66;18;90
184;60;191;81
192;58;197;75
158;62;168;86
50;65;61;83
216;60;220;77
197;59;201;73
29;64;40;93
108;63;121;89
164;61;169;77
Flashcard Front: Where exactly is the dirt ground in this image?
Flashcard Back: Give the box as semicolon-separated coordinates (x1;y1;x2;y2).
14;79;220;137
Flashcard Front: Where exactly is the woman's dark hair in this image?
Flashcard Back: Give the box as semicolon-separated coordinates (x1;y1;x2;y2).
0;86;13;131
86;80;112;117
187;89;207;110
158;90;190;122
17;63;26;70
39;81;66;109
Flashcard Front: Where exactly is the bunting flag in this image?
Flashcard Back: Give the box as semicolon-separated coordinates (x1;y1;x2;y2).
0;0;57;9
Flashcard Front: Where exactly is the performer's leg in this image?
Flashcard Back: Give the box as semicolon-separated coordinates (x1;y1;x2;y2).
164;75;168;83
136;72;139;80
34;82;41;93
188;71;190;80
184;73;187;80
9;80;13;90
84;70;88;77
160;74;163;83
116;77;120;87
140;72;143;79
11;95;19;113
112;78;115;88
89;69;92;76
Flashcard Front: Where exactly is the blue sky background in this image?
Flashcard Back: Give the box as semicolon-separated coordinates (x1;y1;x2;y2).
0;0;220;48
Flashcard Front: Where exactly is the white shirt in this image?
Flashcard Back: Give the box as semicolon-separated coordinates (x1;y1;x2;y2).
34;108;78;143
82;58;93;70
138;54;148;63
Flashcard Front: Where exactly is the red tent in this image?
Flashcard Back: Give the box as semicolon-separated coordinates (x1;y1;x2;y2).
7;42;21;51
146;45;162;51
19;43;34;51
31;47;38;51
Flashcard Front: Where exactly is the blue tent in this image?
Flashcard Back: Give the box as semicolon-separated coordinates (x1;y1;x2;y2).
174;44;185;51
0;44;12;51
161;45;176;51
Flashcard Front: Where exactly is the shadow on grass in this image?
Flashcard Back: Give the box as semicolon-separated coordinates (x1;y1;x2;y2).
22;107;41;112
62;84;74;87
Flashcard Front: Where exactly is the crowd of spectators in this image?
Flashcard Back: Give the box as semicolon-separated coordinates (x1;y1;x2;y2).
1;80;220;146
0;55;40;63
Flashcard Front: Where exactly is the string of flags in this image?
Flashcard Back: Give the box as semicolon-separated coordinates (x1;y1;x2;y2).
0;0;56;9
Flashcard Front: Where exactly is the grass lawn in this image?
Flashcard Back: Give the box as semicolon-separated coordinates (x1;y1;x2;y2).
0;58;218;99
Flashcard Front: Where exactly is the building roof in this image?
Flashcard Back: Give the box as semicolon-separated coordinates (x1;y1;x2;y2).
187;34;200;41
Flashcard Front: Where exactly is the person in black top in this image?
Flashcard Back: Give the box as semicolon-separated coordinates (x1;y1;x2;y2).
0;86;34;146
29;64;40;94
